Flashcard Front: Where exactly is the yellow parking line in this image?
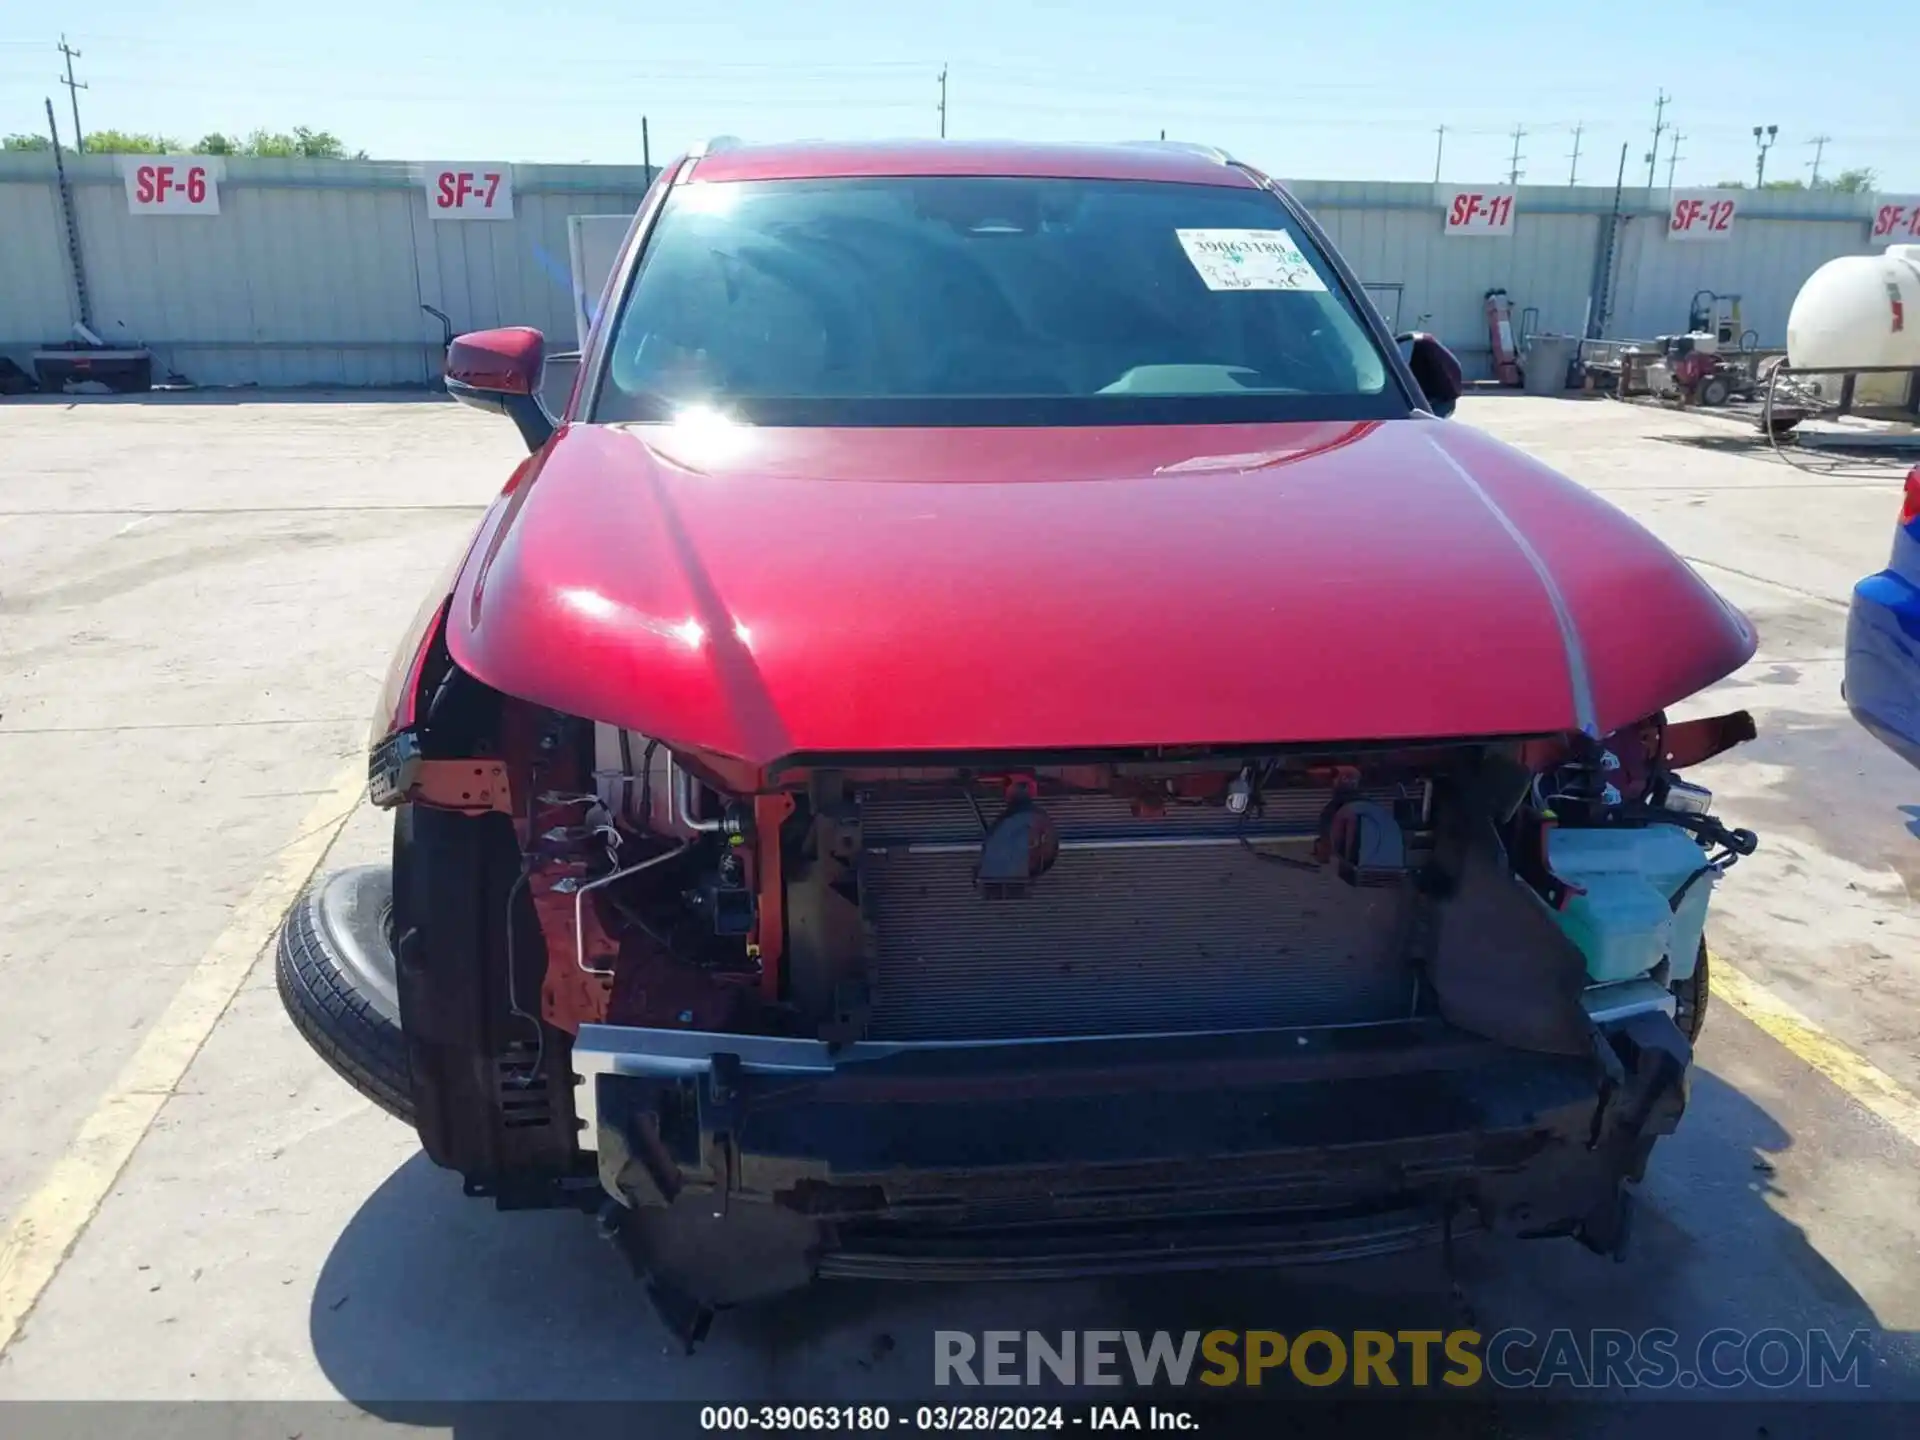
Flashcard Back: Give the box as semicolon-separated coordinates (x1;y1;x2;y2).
1713;952;1920;1149
0;755;366;1357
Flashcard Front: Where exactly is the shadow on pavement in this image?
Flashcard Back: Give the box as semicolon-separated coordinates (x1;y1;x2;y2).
307;1052;1918;1436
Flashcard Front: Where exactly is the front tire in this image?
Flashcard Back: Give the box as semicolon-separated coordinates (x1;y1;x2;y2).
276;866;412;1122
1673;940;1710;1043
392;804;582;1187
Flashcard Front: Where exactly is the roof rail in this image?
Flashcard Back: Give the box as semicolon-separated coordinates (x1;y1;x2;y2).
1124;140;1235;165
685;135;742;159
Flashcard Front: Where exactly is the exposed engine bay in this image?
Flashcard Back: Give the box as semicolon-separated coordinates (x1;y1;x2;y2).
384;703;1760;1057
360;686;1763;1333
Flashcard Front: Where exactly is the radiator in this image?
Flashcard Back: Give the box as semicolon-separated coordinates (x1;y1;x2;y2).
856;786;1420;1041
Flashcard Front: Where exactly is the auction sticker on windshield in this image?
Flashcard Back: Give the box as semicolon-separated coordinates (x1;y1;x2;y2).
1176;230;1327;292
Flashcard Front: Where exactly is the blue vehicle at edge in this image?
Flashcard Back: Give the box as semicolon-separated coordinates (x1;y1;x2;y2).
1845;465;1920;769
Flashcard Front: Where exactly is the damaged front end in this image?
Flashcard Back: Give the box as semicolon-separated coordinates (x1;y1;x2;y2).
362;668;1759;1339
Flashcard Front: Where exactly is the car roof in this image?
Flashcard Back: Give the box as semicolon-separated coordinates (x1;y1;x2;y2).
684;138;1261;188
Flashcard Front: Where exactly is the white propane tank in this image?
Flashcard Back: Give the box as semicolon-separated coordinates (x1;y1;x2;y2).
1786;244;1920;370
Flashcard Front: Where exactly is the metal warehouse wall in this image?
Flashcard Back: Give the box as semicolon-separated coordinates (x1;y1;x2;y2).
0;153;1900;388
1;154;654;387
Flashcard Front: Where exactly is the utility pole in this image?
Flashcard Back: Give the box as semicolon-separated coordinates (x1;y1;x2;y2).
1432;124;1446;183
57;34;87;153
642;116;651;177
1567;121;1583;185
1753;123;1778;186
1666;131;1685;189
1807;133;1831;187
1644;88;1669;188
937;63;947;139
1506;125;1526;185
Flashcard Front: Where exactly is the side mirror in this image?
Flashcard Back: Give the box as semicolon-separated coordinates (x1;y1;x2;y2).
445;327;555;452
1396;332;1463;419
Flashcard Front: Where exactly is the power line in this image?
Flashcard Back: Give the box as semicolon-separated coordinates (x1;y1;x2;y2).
1567;121;1582;184
1807;133;1831;185
57;34;87;152
1507;124;1526;184
1645;88;1669;188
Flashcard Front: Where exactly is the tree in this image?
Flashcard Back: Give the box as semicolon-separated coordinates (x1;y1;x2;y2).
2;133;52;151
81;129;181;154
197;132;237;155
240;126;353;158
1827;168;1876;194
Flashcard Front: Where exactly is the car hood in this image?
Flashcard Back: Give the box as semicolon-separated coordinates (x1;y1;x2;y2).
445;416;1755;765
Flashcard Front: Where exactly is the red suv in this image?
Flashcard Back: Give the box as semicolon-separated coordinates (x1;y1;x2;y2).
278;139;1760;1344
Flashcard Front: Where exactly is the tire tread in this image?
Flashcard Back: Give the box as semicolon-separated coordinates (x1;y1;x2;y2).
276;885;414;1123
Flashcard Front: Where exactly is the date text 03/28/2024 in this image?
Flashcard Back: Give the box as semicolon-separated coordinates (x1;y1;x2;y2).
699;1405;1190;1431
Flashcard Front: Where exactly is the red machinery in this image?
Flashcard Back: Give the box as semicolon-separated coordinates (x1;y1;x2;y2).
1485;288;1522;386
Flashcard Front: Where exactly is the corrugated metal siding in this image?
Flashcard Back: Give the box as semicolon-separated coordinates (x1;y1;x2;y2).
0;154;1895;388
0;154;651;388
1294;184;1604;380
0;169;80;361
1609;212;1883;345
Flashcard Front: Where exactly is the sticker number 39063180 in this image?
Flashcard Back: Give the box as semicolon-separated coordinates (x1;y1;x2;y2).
1175;230;1328;292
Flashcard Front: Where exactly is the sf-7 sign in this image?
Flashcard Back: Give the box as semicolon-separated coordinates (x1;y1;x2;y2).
1669;192;1738;240
422;165;514;220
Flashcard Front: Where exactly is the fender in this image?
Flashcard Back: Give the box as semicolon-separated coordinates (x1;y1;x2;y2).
368;448;549;749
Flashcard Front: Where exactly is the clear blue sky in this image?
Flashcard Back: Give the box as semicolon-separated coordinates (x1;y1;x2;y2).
4;1;1913;190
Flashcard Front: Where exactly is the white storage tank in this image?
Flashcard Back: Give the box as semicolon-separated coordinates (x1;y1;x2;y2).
1786;244;1920;371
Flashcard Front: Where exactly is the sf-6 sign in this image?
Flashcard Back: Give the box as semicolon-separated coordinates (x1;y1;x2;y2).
1668;191;1738;240
421;164;514;220
118;155;222;215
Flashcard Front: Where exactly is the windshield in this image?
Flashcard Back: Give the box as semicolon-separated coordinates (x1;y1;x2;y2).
593;175;1400;427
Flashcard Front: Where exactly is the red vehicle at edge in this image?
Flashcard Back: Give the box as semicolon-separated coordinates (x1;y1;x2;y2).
277;139;1761;1343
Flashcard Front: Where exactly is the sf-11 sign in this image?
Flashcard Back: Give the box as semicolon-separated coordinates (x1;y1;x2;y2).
422;165;514;220
1669;191;1738;240
1443;189;1516;236
119;155;222;215
1871;199;1920;242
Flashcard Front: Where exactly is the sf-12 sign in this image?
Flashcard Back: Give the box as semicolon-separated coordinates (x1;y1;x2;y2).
1871;199;1920;242
119;155;222;215
422;164;514;220
1443;189;1516;236
1668;191;1738;240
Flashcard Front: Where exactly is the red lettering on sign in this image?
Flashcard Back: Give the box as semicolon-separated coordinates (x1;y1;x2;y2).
1873;204;1919;240
186;166;206;204
1708;200;1735;231
135;165;157;203
1490;194;1513;226
483;172;501;206
1672;199;1703;230
154;164;175;199
436;172;456;207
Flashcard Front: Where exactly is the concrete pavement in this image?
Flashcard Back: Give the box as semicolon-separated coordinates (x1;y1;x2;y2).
0;392;1915;1431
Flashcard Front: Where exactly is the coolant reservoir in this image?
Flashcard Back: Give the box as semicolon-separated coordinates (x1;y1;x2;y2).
1546;825;1717;985
1786;244;1920;371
